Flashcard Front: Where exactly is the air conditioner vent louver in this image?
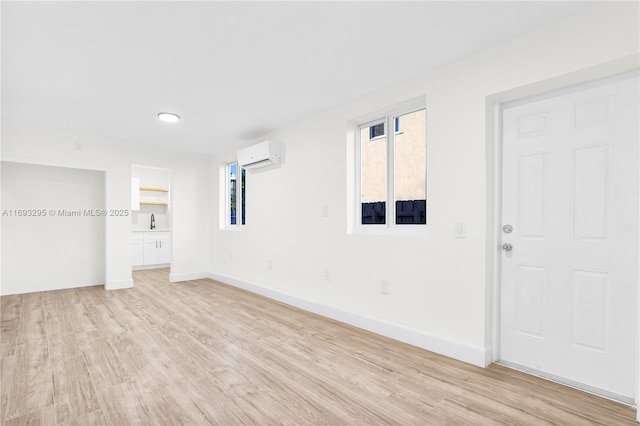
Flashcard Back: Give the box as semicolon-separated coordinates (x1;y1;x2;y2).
244;158;272;168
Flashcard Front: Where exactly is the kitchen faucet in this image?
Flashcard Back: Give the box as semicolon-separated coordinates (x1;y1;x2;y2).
150;213;156;230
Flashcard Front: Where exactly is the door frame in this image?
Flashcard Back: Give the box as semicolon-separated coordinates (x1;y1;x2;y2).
486;55;640;416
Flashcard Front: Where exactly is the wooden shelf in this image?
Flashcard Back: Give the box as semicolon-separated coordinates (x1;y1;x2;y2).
140;187;169;192
140;201;169;206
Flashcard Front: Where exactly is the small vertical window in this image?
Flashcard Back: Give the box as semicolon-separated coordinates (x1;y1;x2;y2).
393;109;426;225
357;106;426;229
360;122;387;224
240;167;246;225
227;162;246;227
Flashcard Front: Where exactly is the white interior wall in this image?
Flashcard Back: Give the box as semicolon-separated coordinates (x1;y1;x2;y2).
1;162;105;294
132;205;170;231
0;127;211;293
209;2;639;365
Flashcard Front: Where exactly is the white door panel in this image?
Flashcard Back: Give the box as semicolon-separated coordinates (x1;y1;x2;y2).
500;73;638;401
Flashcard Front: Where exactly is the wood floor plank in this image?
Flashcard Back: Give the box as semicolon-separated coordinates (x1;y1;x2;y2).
19;293;42;312
44;293;77;338
52;355;101;423
16;306;47;346
56;408;106;426
463;365;635;425
1;318;19;357
1;295;22;356
3;405;55;426
183;376;267;425
1;268;637;425
135;383;203;426
0;351;16;422
3;341;53;421
0;295;22;321
79;336;131;391
96;381;153;425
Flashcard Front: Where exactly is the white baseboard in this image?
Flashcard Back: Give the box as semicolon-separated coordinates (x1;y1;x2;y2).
132;263;170;271
208;272;490;367
105;278;133;291
169;272;211;282
0;277;105;296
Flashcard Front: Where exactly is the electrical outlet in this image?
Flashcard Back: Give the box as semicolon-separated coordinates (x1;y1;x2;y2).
73;141;83;152
380;280;390;295
229;252;233;261
267;260;273;270
323;269;331;281
322;205;329;217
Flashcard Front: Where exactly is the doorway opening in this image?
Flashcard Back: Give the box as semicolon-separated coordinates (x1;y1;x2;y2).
131;164;172;271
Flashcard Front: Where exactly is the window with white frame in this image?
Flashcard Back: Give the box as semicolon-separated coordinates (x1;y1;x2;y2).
357;106;426;228
227;162;246;226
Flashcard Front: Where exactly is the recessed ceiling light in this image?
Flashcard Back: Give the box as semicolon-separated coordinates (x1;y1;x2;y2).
157;112;180;123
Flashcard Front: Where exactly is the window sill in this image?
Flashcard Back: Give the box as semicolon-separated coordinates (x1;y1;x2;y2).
351;225;427;237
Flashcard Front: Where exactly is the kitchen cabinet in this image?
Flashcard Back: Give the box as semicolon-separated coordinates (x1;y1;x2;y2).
132;231;170;268
144;232;170;265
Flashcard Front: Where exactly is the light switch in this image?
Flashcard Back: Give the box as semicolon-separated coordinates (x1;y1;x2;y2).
455;221;466;238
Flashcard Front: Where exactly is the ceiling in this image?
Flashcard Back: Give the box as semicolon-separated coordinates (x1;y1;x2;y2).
2;1;597;155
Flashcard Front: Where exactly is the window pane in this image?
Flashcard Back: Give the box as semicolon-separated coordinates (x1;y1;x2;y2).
369;122;385;139
394;109;426;224
229;163;237;225
360;124;386;224
241;167;246;225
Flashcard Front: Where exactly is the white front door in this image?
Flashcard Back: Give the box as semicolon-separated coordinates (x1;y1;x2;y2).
499;72;639;402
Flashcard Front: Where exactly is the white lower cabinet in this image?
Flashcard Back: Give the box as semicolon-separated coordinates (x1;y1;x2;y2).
157;233;171;264
132;231;170;268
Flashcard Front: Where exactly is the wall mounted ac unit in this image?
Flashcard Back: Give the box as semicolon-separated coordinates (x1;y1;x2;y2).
237;140;283;170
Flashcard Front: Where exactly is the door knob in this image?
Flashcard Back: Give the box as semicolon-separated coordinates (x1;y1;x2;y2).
502;242;513;252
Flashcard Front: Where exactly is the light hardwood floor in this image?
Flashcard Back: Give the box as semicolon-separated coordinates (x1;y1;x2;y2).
1;268;636;425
